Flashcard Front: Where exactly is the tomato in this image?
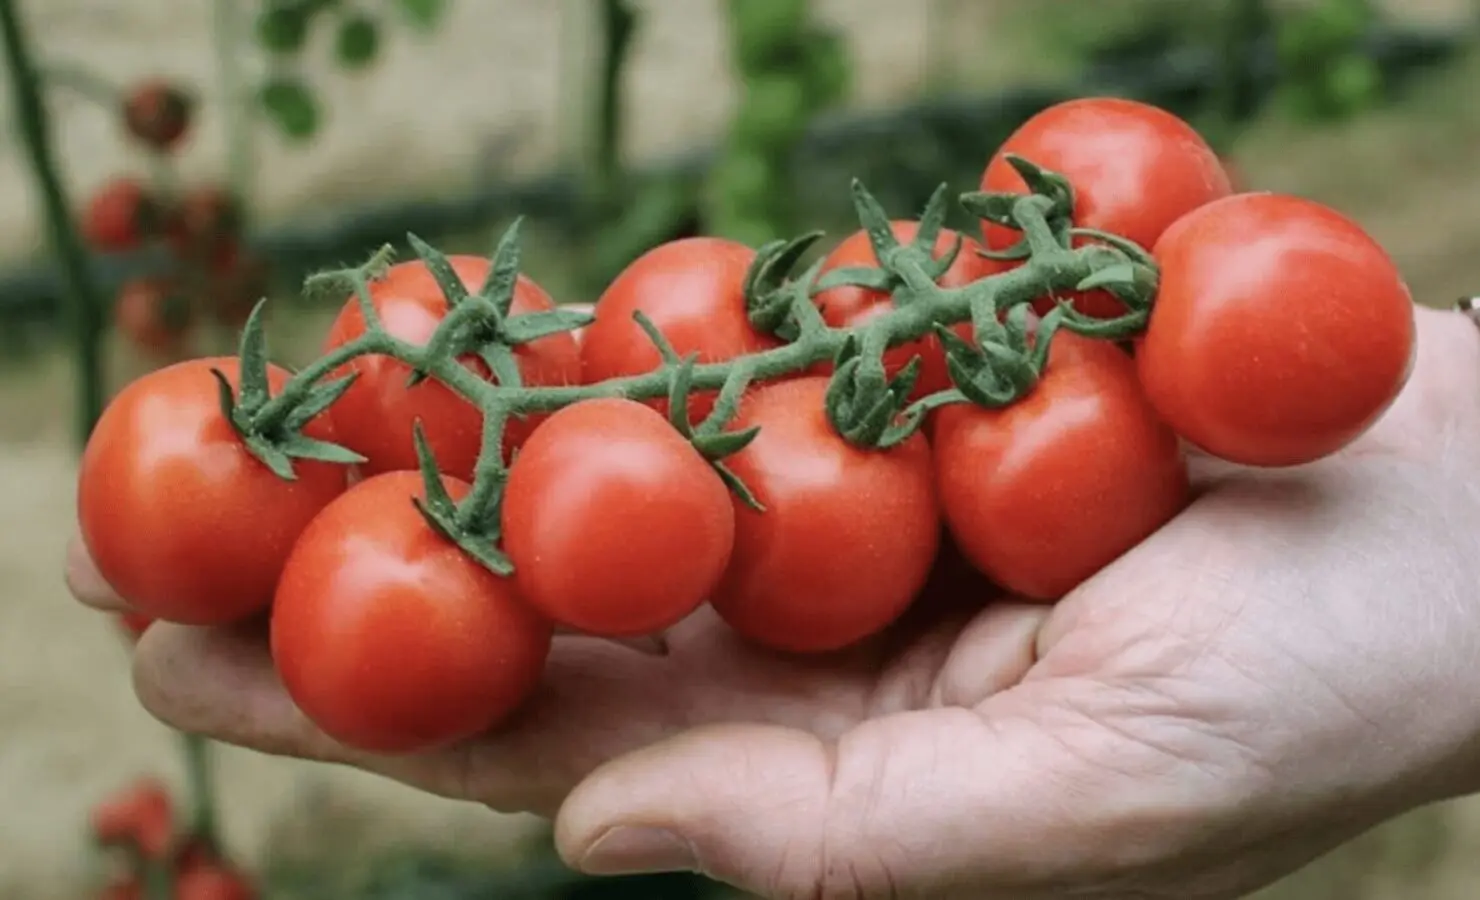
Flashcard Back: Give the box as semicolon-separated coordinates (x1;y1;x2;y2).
78;358;348;625
933;333;1188;600
173;861;256;900
813;220;1007;399
166;185;241;263
123;80;193;151
117;611;154;642
115;278;192;357
271;471;552;754
563;301;594;348
501;398;735;636
709;377;939;653
980;97;1231;318
323;256;580;481
83;178;158;252
90;777;174;858
1137;192;1415;467
579;237;781;423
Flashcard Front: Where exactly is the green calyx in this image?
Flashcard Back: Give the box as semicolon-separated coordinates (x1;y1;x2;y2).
214;300;365;481
231;159;1162;576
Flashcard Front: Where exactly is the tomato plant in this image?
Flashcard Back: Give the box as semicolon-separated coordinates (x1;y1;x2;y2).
709;377;939;653
89;776;175;859
166;185;243;263
271;471;552;754
122;79;194;151
173;862;256;900
1137;192;1415;466
501;398;736;637
114;277;192;358
323;256;581;481
814;219;1006;399
980;97;1231;318
82;177;160;252
78;358;348;625
580;237;782;422
935;334;1190;600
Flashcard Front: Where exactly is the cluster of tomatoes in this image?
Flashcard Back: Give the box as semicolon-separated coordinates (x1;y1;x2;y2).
90;776;253;900
76;97;1415;758
79;79;268;359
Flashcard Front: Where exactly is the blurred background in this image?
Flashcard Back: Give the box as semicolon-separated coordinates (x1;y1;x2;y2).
3;0;1480;896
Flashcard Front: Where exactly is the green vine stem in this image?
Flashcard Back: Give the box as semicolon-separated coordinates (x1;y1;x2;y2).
213;0;255;221
0;0;106;441
591;0;636;203
181;730;220;854
229;166;1158;576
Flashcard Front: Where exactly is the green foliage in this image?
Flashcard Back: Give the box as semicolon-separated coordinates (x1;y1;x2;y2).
1275;0;1383;120
250;0;448;142
706;0;851;244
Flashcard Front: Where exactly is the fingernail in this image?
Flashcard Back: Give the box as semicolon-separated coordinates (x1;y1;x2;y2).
579;826;698;876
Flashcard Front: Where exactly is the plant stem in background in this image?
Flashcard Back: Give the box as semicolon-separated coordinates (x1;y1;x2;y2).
1206;0;1270;153
0;0;106;441
213;0;255;220
182;731;221;853
592;0;637;202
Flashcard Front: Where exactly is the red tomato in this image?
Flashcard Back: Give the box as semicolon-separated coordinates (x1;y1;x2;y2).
115;277;192;357
166;185;241;262
78;358;348;625
980;97;1231;318
83;178;158;252
709;377;940;653
934;334;1189;600
173;861;256;900
89;776;174;858
123;80;193;151
579;237;781;423
271;471;552;754
501;398;735;636
98;879;142;900
814;220;1007;399
117;611;154;642
1137;192;1415;467
323;257;580;481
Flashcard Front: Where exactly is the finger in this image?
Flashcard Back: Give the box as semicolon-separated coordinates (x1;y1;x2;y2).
132;622;674;815
554;682;1245;898
65;534;131;613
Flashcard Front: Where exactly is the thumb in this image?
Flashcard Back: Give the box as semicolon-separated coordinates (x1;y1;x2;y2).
554;684;1207;898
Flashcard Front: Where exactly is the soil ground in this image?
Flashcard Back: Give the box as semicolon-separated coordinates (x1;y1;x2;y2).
2;1;1480;897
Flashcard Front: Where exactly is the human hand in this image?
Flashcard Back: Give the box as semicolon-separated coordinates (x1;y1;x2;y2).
67;305;1480;899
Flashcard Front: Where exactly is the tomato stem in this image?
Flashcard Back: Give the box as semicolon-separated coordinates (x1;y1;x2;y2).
180;731;220;855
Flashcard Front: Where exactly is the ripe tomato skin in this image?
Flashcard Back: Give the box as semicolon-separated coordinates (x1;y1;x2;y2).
271;471;552;754
89;776;174;858
709;377;940;653
83;178;157;252
117;611;154;642
501;398;735;636
115;277;192;357
78;358;348;625
934;334;1189;601
1137;193;1415;467
814;220;1008;399
322;256;579;481
173;864;255;900
579;237;781;423
980;97;1231;318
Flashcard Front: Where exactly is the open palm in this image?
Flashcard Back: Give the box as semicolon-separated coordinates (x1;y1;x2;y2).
69;307;1480;899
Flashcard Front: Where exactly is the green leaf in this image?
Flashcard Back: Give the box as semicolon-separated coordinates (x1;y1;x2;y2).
958;191;1022;227
712;459;765;513
920;232;962;283
283;373;358;432
278;433;367;465
256;2;312;55
698;361;754;435
848;179;900;266
391;0;447;32
410;421;456;519
479;218;525;316
812;265;894;294
259;77;320;142
407;233;471;307
913;182;952;252
234;300;272;412
499;308;594;345
335;14;380;69
1076;263;1138;293
475;343;524;390
244;435;298;480
210;368;241;429
692;425;760;461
